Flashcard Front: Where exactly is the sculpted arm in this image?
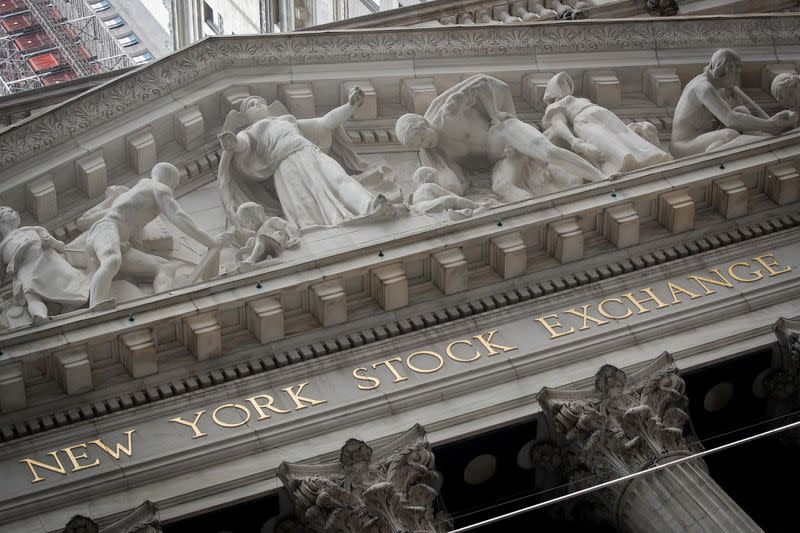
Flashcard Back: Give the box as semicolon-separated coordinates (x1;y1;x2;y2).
316;87;364;131
544;108;580;146
153;186;218;248
421;149;468;196
76;187;128;232
700;84;794;134
544;108;603;162
446;75;515;124
33;226;65;252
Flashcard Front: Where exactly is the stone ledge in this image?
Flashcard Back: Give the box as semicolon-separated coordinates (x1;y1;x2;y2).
2;211;798;444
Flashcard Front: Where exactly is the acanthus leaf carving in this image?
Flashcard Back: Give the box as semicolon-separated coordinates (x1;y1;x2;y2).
538;353;691;490
278;425;450;533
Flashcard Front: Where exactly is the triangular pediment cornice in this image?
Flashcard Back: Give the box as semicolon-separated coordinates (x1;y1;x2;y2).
0;13;796;173
311;0;799;30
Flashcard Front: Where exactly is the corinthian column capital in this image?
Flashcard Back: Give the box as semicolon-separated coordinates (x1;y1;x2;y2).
540;352;690;481
537;353;762;533
277;425;451;533
64;501;161;533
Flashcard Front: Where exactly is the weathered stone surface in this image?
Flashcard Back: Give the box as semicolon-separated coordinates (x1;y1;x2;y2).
26;175;57;223
119;329;158;378
183;312;222;360
489;232;526;279
537;353;763;533
603;203;639;248
370;263;409;311
309;280;347;327
658;189;695;233
547;217;583;263
278;425;451;533
53;347;93;395
432;248;468;295
246;297;284;343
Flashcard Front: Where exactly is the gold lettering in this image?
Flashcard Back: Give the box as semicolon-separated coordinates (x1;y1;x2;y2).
20;452;67;483
62;443;100;472
282;382;327;410
753;253;791;276
473;330;518;354
212;403;251;428
446;339;481;362
372;358;409;383
406;351;444;374
666;281;701;304
687;268;734;295
246;395;290;420
623;288;669;314
352;367;381;390
597;298;633;319
564;305;609;330
169;411;208;439
88;429;135;460
535;314;575;338
728;262;764;283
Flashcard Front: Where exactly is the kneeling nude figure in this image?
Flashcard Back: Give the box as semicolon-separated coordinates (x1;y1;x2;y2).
81;163;231;309
395;74;607;203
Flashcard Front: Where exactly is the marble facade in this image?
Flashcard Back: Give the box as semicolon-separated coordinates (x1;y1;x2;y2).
2;2;800;532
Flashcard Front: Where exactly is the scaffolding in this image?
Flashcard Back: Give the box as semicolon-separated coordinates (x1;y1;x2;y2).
0;0;133;95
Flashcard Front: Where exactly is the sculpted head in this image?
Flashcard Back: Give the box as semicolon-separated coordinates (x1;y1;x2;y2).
240;95;268;114
543;72;575;105
412;166;438;186
236;202;267;230
772;72;800;112
0;206;21;233
63;515;99;533
396;113;438;150
340;438;372;469
151;162;181;190
704;48;742;87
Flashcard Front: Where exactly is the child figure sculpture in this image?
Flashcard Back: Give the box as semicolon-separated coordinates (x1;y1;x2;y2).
235;202;300;271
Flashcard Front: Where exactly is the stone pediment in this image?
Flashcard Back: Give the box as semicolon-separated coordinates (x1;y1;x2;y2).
311;0;798;30
1;13;800;439
0;14;795;173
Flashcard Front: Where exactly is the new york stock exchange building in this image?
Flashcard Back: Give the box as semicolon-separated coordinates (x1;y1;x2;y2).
5;1;800;532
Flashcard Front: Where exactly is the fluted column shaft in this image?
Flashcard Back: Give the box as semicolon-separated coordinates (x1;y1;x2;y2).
617;456;762;533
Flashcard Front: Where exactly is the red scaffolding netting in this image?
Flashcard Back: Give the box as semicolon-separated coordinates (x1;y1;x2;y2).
0;0;132;95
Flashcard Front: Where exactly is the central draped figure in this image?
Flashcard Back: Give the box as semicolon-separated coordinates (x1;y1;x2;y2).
217;91;401;231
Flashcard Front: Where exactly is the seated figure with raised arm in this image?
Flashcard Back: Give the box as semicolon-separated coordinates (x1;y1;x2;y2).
80;162;232;310
395;74;607;204
670;48;798;158
217;87;403;232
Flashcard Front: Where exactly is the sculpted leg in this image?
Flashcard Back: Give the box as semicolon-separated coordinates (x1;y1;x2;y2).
670;129;746;158
491;149;533;202
25;293;47;323
88;236;123;309
119;247;176;294
494;118;607;183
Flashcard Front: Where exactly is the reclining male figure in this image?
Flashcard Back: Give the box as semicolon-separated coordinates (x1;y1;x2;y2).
395;74;607;203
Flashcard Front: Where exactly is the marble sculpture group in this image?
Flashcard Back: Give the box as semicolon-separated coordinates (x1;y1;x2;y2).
1;49;798;328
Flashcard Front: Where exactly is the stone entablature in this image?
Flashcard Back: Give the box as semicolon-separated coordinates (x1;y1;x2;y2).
1;225;798;530
1;128;798;416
